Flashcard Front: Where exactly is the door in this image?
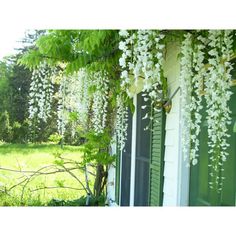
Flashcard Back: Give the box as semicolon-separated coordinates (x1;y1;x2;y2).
189;84;236;206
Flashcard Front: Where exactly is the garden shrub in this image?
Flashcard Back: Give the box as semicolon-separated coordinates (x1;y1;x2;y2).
11;121;21;143
48;132;62;144
47;195;106;206
11;119;30;143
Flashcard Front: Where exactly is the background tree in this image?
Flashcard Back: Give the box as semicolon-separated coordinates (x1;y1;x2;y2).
0;59;13;114
0;30;60;143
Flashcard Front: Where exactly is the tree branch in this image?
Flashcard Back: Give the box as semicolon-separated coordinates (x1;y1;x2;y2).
30;186;84;192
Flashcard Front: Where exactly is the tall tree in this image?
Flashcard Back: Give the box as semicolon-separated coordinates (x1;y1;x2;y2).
0;59;12;114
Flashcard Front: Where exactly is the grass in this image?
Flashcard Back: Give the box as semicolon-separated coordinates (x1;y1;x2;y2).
0;143;92;206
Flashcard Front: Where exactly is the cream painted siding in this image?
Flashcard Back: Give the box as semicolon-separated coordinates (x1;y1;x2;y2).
107;141;118;206
107;165;117;206
162;43;186;206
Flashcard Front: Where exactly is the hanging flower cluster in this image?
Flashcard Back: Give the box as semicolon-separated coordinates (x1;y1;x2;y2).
180;33;207;165
179;33;194;164
115;94;128;151
57;74;68;136
189;35;206;165
119;30;134;96
57;69;109;136
205;30;233;190
76;69;92;129
91;71;109;134
118;30;166;148
57;70;88;136
119;30;166;106
180;30;234;189
29;61;55;122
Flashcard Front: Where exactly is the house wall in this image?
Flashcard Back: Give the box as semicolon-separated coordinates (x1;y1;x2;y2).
162;43;189;206
107;139;118;206
107;42;189;206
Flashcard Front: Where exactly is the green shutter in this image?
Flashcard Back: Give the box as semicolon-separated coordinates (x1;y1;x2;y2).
115;148;120;205
149;108;166;206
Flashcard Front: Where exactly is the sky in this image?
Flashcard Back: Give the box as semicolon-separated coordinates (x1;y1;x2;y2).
0;29;27;60
0;0;234;62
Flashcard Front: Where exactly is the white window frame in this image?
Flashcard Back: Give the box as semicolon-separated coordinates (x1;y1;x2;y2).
129;94;137;206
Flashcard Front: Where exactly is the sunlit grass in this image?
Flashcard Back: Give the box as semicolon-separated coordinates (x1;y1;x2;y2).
0;143;91;206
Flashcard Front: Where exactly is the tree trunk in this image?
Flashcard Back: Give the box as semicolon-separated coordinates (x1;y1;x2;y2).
93;163;107;198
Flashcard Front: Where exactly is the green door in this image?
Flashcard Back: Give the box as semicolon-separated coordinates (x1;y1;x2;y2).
189;85;236;206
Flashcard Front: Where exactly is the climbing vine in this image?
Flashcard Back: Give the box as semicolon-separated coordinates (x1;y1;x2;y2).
22;29;236;193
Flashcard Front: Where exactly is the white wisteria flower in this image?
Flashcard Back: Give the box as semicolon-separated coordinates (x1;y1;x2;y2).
180;33;194;163
180;30;233;190
91;71;109;134
118;29;166;126
205;30;233;189
29;61;55;123
115;94;128;151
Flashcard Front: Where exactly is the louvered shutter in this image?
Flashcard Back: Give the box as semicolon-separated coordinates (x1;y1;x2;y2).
149;108;166;206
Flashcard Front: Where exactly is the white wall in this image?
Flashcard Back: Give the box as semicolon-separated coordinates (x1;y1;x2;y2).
106;138;118;206
162;43;189;206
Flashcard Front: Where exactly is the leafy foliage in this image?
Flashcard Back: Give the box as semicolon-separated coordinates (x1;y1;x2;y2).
48;132;63;144
11;119;30;143
47;194;106;206
19;30;121;75
8;56;32;123
0;111;12;142
0;60;13;114
83;130;116;165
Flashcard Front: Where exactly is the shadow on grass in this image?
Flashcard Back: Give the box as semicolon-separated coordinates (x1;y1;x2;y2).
0;192;106;207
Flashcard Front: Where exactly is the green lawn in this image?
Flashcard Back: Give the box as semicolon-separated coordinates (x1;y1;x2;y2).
0;143;91;206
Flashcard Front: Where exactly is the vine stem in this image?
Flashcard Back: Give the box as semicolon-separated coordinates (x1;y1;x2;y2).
204;53;236;70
